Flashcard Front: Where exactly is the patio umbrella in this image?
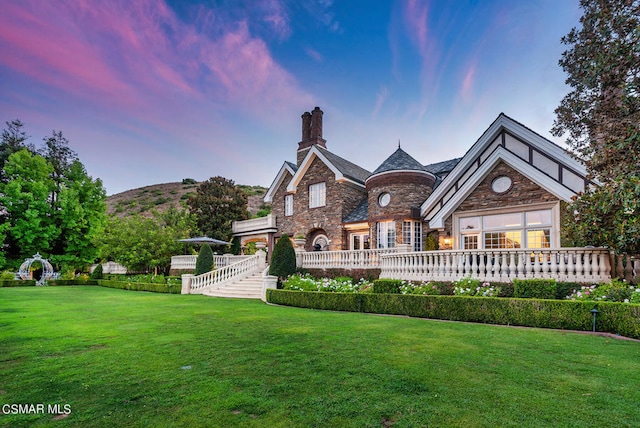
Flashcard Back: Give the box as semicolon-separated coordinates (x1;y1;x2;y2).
178;236;231;246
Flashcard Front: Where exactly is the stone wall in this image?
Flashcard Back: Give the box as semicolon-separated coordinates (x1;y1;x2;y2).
274;155;367;250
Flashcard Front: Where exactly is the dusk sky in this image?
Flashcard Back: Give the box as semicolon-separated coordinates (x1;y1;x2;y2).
0;0;581;196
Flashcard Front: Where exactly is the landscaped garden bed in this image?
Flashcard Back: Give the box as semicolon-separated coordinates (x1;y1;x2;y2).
272;274;640;339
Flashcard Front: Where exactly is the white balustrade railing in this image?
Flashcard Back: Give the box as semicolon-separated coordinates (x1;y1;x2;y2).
379;248;612;283
232;214;276;234
301;248;398;269
171;254;251;270
188;254;261;293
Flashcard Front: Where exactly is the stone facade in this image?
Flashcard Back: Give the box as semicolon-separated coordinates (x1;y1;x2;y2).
273;156;367;251
455;161;557;213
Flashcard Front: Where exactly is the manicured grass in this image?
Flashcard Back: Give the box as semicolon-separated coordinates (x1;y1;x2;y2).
1;287;640;427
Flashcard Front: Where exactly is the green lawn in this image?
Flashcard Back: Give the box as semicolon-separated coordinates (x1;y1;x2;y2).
1;287;639;427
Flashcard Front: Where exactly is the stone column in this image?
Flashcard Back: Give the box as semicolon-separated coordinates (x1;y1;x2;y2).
181;274;193;294
256;249;267;269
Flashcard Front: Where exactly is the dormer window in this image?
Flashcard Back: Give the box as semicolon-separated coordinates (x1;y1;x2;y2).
309;182;326;208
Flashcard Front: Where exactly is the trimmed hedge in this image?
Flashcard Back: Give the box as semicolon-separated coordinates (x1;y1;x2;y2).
513;278;557;300
0;280;36;287
266;290;640;339
48;280;98;286
96;280;181;294
372;279;403;294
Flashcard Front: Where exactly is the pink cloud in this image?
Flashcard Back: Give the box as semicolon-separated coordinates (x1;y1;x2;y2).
0;0;311;132
461;63;476;102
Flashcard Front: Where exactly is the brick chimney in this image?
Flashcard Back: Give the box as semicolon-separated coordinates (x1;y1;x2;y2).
297;106;327;165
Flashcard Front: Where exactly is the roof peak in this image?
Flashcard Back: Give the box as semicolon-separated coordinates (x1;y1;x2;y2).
371;146;428;175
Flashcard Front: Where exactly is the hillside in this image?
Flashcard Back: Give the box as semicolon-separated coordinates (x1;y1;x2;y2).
106;181;269;218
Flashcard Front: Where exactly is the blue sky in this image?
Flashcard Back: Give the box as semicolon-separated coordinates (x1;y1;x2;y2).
0;0;581;195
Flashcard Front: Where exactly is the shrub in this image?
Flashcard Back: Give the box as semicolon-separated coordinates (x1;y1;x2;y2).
231;236;241;255
266;290;640;339
182;178;197;184
91;264;104;280
400;281;441;295
372;279;402;294
0;271;16;281
195;243;215;276
513;278;557;300
269;234;296;280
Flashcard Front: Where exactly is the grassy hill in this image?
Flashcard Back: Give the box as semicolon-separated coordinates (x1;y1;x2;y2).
106;181;268;218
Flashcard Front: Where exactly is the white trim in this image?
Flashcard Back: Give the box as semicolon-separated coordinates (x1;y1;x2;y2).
427;147;576;229
287;146;365;193
421;114;586;216
343;222;369;231
451;202;560;249
264;162;297;203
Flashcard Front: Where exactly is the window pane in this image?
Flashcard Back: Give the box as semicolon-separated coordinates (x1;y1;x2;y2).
526;210;552;226
414;222;422;251
403;221;412;244
527;229;551;248
483;213;521;229
284;194;293;216
353;235;360;250
309;182;326;208
484;231;521;248
460;217;480;230
463;235;478;250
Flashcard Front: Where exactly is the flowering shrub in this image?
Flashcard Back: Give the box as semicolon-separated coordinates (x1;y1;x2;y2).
453;277;501;297
566;279;640;303
282;274;372;293
399;281;441;295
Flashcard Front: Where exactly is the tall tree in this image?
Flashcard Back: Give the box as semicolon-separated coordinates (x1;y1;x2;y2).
552;0;640;254
0;149;57;263
39;130;78;207
50;160;107;269
0;119;33;183
187;176;249;241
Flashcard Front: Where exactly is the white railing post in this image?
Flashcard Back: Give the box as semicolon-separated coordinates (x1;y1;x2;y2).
181;274;193;294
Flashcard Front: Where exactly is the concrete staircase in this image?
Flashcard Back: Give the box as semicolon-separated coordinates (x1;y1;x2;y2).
203;272;263;299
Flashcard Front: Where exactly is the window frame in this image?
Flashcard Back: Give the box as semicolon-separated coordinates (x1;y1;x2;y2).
453;203;559;250
284;194;293;216
308;182;326;208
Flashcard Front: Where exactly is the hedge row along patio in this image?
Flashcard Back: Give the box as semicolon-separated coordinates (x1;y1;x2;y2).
266;277;640;339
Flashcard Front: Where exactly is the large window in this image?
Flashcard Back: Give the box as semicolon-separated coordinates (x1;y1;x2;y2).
284;194;293;216
309;182;326;208
403;221;422;251
458;209;553;249
376;221;396;249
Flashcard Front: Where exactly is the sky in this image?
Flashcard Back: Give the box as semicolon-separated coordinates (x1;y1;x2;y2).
0;0;582;196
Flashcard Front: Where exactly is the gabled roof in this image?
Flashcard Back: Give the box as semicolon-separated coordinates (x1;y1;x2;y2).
371;147;429;175
287;145;371;192
316;146;371;184
421;113;588;229
343;198;368;223
264;161;298;203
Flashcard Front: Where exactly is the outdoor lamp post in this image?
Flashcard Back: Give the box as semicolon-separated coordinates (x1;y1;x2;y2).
590;308;599;332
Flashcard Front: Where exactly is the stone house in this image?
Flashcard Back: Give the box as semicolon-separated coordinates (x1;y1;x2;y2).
235;107;590;255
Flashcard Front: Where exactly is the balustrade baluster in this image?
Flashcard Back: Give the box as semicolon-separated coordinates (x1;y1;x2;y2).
508;252;516;279
574;251;583;281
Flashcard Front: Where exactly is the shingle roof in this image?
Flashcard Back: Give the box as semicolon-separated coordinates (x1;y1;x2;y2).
343;198;368;223
424;158;461;176
285;161;298;172
316;145;371;184
372;147;429;175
